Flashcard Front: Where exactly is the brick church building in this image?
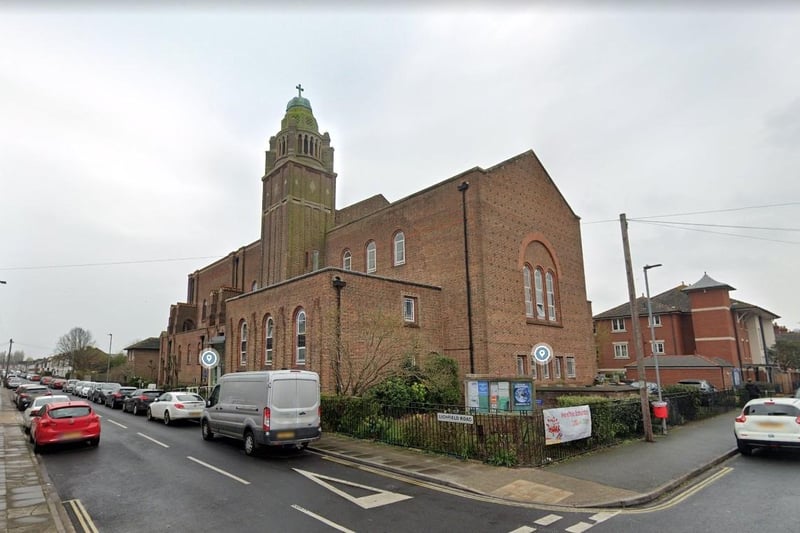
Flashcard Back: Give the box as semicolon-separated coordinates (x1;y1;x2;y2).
158;89;597;394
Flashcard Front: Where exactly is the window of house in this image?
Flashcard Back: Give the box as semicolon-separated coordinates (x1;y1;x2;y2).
651;341;665;355
393;231;405;266
251;281;258;292
177;346;182;369
186;345;191;365
566;356;576;378
295;309;306;365
531;361;538;379
516;355;526;376
649;315;662;327
523;266;533;317
546;272;557;321
265;317;274;366
611;318;625;332
342;250;352;271
554;356;563;379
542;361;551;379
366;241;376;273
613;342;629;359
240;322;248;366
403;296;416;324
534;268;545;319
202;299;207;320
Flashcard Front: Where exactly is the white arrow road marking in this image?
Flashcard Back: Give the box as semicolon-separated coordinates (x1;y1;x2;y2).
137;432;169;448
107;419;127;429
293;469;413;509
187;456;251;485
292;505;355;533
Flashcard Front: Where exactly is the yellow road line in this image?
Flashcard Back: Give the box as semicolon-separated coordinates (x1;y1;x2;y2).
65;499;99;533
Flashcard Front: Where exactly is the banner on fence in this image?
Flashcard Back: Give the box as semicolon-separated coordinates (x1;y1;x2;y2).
543;405;592;445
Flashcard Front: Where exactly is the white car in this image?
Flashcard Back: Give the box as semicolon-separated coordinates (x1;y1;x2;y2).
23;395;70;433
147;392;205;426
734;397;800;455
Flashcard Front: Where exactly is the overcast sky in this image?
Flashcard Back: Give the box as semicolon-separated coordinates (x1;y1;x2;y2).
2;3;799;360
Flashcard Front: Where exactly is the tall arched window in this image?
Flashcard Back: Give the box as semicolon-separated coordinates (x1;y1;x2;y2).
546;271;557;321
251;280;258;292
265;316;274;366
295;309;306;364
202;299;207;320
342;250;352;271
366;241;377;273
240;321;248;366
393;231;405;266
534;268;545;319
523;266;533;317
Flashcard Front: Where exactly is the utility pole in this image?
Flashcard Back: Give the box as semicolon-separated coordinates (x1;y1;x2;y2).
620;213;654;442
105;333;113;382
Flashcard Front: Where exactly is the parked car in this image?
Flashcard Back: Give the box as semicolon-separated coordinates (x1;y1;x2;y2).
734;397;800;455
105;386;137;409
63;379;79;393
92;383;122;404
22;395;70;433
29;401;100;453
629;381;661;394
82;382;102;399
29;374;41;381
202;370;321;455
5;376;21;389
122;389;165;415
51;378;67;390
16;385;52;411
147;392;205;425
677;379;716;393
40;376;54;387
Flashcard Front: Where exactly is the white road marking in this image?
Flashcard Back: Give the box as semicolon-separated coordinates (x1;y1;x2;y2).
136;432;169;448
509;527;536;533
565;522;593;533
292;504;355;533
187;456;251;485
107;419;127;429
534;514;562;526
589;511;619;523
293;468;413;509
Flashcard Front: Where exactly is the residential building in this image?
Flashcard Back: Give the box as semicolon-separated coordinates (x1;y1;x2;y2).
159;89;597;394
594;273;780;390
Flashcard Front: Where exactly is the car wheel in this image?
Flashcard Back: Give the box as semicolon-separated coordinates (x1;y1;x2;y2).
737;438;753;456
133;404;139;416
33;439;43;454
147;408;154;421
163;411;171;426
201;420;214;441
244;430;258;457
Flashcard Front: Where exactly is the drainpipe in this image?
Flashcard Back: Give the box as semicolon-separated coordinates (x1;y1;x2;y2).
332;276;346;394
458;181;475;375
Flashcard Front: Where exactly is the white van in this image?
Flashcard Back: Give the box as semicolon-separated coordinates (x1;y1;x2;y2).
201;370;321;456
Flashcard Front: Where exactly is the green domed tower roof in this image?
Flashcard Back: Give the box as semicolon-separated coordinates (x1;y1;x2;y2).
282;84;318;132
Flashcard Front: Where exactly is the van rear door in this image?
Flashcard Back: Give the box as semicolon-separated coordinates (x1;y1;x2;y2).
269;375;320;441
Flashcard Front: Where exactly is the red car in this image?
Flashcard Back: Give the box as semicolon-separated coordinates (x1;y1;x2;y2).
29;401;100;452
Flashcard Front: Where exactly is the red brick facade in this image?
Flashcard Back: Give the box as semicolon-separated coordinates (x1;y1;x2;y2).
159;92;597;393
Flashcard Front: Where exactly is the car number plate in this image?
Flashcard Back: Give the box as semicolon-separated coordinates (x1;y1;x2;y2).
189;411;201;416
276;431;294;439
61;432;82;440
756;421;783;429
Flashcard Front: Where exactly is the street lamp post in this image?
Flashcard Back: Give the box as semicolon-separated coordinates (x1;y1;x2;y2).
106;333;113;382
644;263;667;435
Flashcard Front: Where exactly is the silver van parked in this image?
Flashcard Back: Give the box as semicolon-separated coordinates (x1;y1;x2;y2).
201;370;321;456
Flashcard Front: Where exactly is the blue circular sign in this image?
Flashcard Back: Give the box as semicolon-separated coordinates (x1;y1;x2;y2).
199;349;220;369
531;342;553;365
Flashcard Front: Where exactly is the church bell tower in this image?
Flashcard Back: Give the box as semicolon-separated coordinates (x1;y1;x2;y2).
260;85;336;286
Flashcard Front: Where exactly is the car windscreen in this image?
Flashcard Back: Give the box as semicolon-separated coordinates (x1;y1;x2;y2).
49;406;92;419
746;404;800;416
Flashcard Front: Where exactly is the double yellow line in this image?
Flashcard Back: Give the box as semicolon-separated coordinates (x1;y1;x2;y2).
64;499;99;533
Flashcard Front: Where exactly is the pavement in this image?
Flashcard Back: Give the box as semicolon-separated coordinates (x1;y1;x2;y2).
0;388;738;533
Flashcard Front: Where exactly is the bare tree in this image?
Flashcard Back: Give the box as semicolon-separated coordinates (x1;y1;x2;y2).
55;327;95;373
330;309;421;397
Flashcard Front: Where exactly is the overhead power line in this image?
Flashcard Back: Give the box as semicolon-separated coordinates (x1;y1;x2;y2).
582;201;800;225
0;256;225;272
636;220;800;245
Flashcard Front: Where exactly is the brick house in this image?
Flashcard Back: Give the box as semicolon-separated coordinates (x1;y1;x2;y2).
594;273;779;390
159;89;596;394
123;337;160;384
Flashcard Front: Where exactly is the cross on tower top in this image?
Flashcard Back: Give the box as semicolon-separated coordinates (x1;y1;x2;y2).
296;84;304;97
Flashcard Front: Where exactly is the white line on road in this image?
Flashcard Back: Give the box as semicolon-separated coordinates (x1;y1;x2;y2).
291;504;355;533
187;456;251;485
508;527;536;533
565;522;594;533
534;514;562;526
136;432;169;448
107;419;127;429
